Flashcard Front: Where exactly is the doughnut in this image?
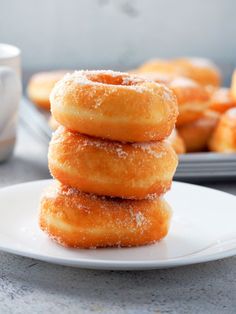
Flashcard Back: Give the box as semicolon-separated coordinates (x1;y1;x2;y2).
136;59;183;75
168;77;210;127
178;110;220;152
48;126;178;199
230;69;236;101
27;70;68;110
167;129;186;154
48;115;59;130
136;58;221;87
209;87;236;113
172;58;221;87
50;70;178;142
209;108;236;152
39;182;172;248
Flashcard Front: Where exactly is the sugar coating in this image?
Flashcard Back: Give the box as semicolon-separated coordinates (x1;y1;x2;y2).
53;70;157;94
132;142;167;159
51;126;170;162
55;69;176;103
145;193;160;200
163;88;175;102
169;77;197;88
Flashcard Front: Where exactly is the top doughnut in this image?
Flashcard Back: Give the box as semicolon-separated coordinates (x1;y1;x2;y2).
50;70;178;142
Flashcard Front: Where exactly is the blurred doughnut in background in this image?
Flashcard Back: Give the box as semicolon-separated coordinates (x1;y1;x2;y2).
27;70;69;110
209;108;236;152
135;57;221;87
178;110;220;152
168;77;210;127
208;87;236;113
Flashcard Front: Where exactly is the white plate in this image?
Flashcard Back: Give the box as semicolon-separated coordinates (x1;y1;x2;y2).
0;180;236;270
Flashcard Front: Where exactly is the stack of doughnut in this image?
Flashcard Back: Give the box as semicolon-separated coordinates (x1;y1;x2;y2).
134;57;236;153
39;70;179;248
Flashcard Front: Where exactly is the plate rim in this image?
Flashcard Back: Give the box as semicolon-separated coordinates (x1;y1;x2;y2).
0;242;235;270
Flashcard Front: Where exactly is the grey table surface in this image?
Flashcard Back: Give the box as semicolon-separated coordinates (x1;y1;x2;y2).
0;125;236;314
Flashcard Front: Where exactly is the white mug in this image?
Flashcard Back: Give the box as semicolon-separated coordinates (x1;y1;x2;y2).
0;43;21;162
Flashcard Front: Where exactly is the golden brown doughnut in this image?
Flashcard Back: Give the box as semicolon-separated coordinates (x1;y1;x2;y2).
208;108;236;152
167;129;186;154
39;182;172;248
27;70;68;110
209;87;236;113
230;69;236;101
168;77;210;127
136;59;183;75
178;110;220;152
136;58;221;87
172;58;221;87
48;127;178;199
50;70;178;142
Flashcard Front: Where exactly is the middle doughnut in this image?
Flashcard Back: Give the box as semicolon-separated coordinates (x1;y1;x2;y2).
48;127;178;199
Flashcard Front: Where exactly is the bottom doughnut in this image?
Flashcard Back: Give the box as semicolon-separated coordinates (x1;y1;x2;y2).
39;182;172;248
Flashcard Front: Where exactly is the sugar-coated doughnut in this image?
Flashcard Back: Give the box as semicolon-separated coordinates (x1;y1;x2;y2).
39;182;172;248
167;129;186;154
50;70;178;142
230;69;236;101
178;110;220;152
48;127;178;199
136;59;183;76
27;70;68;110
168;77;210;126
209;108;236;152
172;58;221;87
137;58;221;87
209;87;236;113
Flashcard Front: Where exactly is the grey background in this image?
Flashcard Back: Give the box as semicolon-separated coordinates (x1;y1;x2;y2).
1;0;236;73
